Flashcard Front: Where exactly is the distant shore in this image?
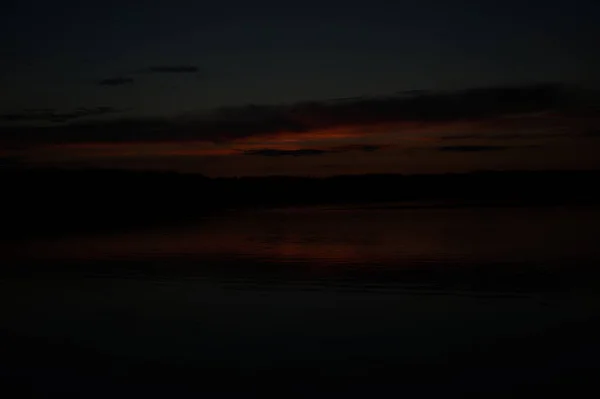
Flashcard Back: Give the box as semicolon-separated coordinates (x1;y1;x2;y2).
3;168;600;239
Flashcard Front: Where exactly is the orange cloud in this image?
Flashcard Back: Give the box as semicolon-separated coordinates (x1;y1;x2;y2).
22;116;552;164
7;83;598;172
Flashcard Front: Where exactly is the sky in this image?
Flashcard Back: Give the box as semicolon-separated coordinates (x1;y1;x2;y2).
1;0;600;176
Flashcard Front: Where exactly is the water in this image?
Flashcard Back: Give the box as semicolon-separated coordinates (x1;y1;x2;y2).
2;205;600;396
12;204;600;266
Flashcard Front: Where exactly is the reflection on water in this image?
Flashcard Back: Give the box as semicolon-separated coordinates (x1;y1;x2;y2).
17;205;600;266
2;206;600;396
3;205;600;296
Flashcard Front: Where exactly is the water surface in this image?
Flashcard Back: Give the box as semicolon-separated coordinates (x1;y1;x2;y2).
2;205;600;396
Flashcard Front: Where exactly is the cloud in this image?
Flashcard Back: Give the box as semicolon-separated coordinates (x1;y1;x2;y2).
98;77;135;86
142;66;199;74
243;149;332;157
331;144;383;152
441;134;480;140
438;145;511;152
581;130;600;138
0;107;122;123
323;95;368;103
1;83;597;149
437;145;542;152
486;132;566;140
242;144;385;157
441;132;567;141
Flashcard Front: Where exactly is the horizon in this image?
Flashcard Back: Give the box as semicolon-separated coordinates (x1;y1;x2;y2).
5;164;600;179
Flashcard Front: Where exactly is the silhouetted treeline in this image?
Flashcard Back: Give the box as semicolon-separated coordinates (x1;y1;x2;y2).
2;167;600;238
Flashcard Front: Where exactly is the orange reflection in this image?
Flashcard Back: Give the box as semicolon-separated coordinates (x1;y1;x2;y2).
21;209;456;266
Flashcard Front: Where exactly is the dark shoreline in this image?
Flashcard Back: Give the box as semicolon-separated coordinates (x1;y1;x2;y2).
3;168;600;240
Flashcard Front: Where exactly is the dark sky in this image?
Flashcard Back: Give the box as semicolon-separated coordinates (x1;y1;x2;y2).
1;0;599;175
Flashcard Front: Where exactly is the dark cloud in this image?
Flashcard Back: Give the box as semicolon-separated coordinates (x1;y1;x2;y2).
1;83;597;148
330;144;383;152
441;134;481;140
243;149;331;157
143;66;199;74
201;83;579;142
442;132;568;141
487;132;567;140
0;107;122;123
396;90;431;96
242;144;384;157
203;104;308;142
23;108;55;113
324;96;368;103
581;130;600;138
284;83;571;126
437;144;543;152
438;145;511;152
98;77;135;86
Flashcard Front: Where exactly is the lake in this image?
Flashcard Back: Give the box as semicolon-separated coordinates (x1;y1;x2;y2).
2;205;600;397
